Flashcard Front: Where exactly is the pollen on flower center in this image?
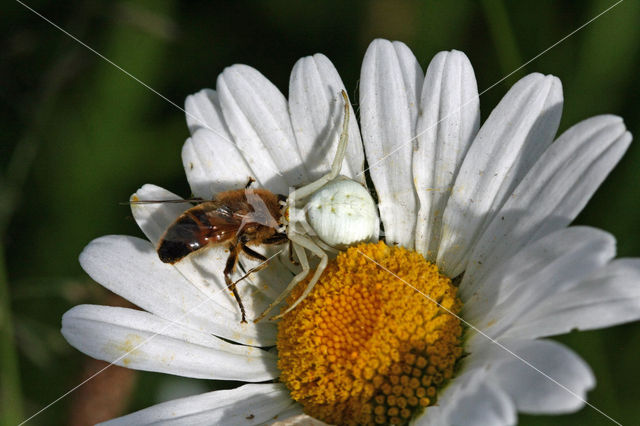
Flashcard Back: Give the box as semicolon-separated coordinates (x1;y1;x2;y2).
277;241;464;425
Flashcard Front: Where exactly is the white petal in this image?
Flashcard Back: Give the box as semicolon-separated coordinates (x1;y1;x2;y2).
438;73;563;277
182;130;256;199
464;115;631;288
100;383;293;426
413;50;480;261
79;235;277;346
289;53;365;183
184;88;229;135
465;227;615;335
268;412;325;426
506;259;640;338
415;366;491;426
169;241;291;324
131;184;189;245
131;184;293;323
218;64;307;193
464;226;608;317
447;381;516;426
360;39;423;247
488;339;594;414
62;305;278;381
184;90;257;198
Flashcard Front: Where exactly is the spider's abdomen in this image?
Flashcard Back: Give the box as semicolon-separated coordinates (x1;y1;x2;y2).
306;178;378;248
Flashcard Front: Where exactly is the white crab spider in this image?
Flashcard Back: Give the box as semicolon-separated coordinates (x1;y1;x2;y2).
255;91;378;322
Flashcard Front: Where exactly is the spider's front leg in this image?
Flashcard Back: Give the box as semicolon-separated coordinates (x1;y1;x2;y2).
271;233;329;319
253;239;311;323
288;90;350;203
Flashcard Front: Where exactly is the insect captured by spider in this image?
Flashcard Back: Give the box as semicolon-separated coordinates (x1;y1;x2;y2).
137;90;378;323
153;180;289;323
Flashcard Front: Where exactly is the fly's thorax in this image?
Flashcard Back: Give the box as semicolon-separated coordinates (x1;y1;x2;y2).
305;177;378;248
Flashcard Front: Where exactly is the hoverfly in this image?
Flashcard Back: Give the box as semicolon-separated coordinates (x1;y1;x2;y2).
154;181;288;323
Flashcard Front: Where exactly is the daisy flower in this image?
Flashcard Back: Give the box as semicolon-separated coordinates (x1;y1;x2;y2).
61;39;640;425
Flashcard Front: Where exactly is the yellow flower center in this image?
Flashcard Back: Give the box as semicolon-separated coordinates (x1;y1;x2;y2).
277;241;464;425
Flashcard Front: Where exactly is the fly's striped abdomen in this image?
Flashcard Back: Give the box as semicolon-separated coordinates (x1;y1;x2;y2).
157;206;236;264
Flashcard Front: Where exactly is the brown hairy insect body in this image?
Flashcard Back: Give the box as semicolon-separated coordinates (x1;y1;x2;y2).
157;187;288;323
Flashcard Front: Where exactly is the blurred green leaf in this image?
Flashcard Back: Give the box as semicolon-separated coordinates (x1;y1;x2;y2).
481;0;524;79
565;0;640;123
1;245;23;425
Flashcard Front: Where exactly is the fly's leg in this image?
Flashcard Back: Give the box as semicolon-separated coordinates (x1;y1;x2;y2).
231;245;271;286
242;245;268;262
288;241;299;265
224;243;247;323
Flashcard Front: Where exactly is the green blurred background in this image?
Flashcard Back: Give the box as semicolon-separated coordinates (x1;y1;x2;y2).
2;0;640;424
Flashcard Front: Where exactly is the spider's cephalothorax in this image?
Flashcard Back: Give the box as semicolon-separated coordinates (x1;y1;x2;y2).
255;91;379;322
